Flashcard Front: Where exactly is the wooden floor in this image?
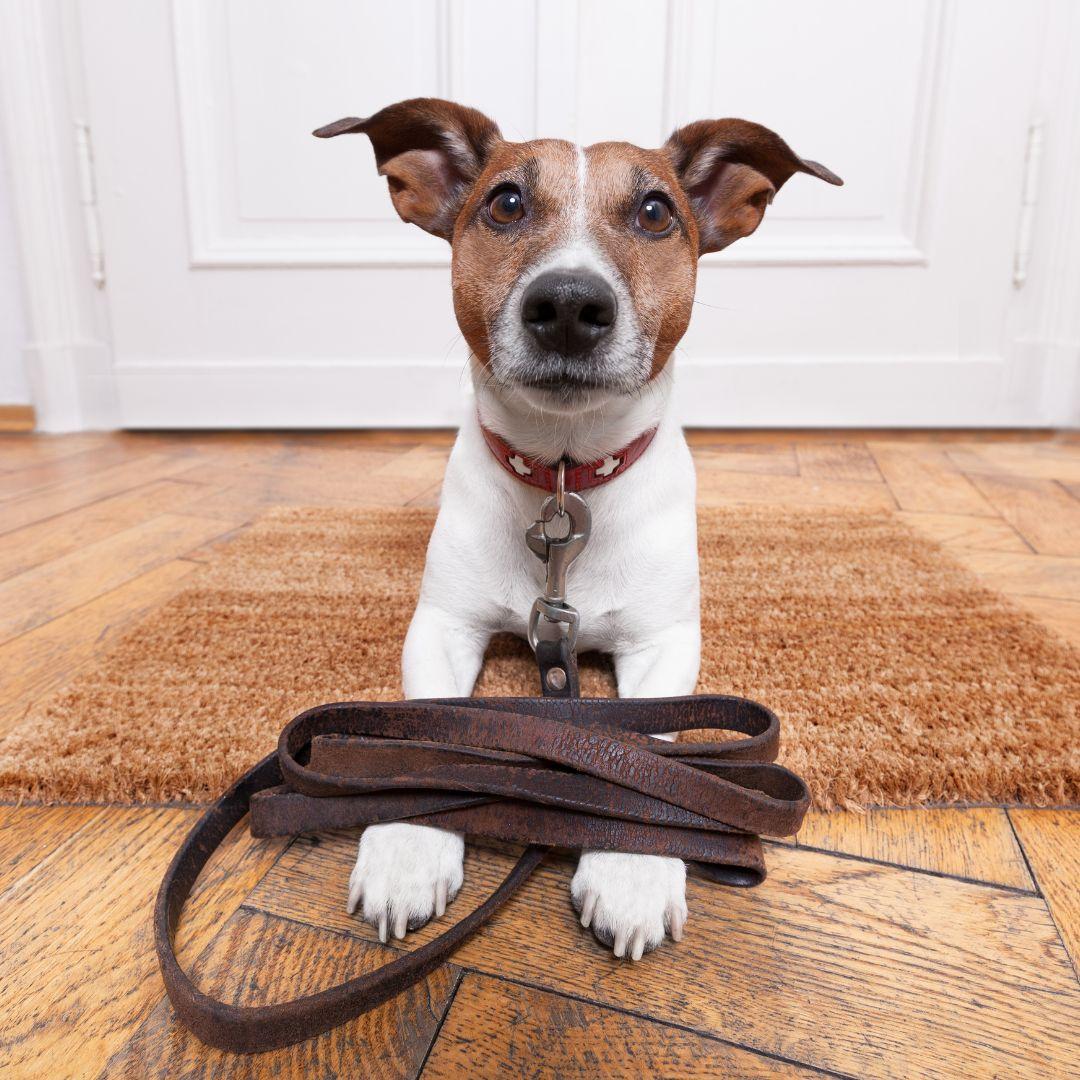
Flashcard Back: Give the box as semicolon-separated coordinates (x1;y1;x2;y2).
0;428;1078;1079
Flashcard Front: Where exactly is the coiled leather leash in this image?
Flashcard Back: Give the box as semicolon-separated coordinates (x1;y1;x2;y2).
155;475;809;1053
155;692;808;1052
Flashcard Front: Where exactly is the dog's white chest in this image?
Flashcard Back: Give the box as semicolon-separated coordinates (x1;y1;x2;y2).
422;412;700;656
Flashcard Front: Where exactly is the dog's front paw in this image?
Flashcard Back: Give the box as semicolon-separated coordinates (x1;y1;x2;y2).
346;823;464;943
571;852;687;960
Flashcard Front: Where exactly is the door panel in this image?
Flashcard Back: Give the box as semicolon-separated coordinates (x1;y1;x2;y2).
78;0;1051;426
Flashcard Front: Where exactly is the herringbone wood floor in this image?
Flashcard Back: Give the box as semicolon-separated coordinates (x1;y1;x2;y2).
0;429;1077;1079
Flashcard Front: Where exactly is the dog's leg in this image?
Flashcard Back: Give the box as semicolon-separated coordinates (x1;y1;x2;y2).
401;601;489;699
571;621;700;959
346;603;489;941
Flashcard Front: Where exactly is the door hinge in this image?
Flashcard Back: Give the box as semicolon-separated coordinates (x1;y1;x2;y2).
73;120;105;288
1013;118;1044;288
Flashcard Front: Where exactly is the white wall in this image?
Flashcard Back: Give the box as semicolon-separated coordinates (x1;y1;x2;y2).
0;119;30;405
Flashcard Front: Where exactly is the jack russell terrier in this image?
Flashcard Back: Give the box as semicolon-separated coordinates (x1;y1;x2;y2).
315;99;840;960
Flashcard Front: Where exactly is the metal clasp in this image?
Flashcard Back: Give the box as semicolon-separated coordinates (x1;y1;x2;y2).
525;466;591;651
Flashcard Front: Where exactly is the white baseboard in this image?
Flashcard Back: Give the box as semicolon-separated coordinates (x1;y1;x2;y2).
110;353;1061;429
114;357;475;429
675;354;1043;428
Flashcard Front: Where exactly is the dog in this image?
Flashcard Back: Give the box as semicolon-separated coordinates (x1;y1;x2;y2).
315;99;840;960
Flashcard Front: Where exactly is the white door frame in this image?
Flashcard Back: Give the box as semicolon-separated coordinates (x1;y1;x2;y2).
2;0;1078;432
1009;0;1080;428
0;0;117;432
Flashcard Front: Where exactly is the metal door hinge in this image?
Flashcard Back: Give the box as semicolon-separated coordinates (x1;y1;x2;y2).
74;120;105;288
1013;118;1044;288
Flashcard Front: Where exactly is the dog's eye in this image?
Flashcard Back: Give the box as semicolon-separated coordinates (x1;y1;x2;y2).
488;187;525;225
637;194;673;234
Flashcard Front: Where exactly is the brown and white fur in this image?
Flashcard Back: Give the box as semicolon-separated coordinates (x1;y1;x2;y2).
315;100;840;960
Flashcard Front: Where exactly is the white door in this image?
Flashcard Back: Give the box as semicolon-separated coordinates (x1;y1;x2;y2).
72;0;1078;428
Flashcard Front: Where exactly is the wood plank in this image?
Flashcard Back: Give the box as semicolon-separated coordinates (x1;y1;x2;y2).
949;549;1080;602
405;479;443;508
0;453;202;535
1007;594;1080;648
795;808;1034;891
0;559;197;734
0;405;35;432
424;973;813;1078
180;523;252;563
0;513;238;644
285;427;456;450
371;442;452;483
103;908;458;1080
175;449;440;514
0;808;285;1080
1009;810;1080;976
868;444;996;515
171;483;274;522
695;469;896;510
687;431;1061;447
894;510;1030;553
246;834;1080;1079
948;442;1080;483
795;441;883;483
691;443;799;476
186;473;419;517
964;472;1080;556
0;805;108;895
0;479;209;581
0;432;110;466
172;447;400;488
0;443;145;501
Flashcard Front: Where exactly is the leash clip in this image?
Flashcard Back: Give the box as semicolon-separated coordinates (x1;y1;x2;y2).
525;465;591;651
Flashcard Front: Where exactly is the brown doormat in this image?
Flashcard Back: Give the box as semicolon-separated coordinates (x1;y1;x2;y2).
1;507;1077;809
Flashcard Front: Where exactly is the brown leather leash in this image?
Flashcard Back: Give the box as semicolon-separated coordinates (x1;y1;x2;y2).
155;687;808;1053
154;478;809;1053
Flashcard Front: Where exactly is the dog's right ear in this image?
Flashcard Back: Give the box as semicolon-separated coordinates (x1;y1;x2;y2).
314;98;501;241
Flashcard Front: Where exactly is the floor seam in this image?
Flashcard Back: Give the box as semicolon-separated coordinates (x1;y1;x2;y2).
233;902;852;1077
1005;810;1080;983
460;968;856;1079
1004;808;1043;898
782;838;1041;897
415;967;465;1077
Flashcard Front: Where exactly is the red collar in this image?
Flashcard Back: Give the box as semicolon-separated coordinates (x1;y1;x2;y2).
480;421;658;492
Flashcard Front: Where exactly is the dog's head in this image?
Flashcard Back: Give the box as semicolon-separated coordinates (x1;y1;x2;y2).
316;99;841;413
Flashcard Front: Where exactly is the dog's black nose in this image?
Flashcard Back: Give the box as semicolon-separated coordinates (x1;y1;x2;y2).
520;270;617;356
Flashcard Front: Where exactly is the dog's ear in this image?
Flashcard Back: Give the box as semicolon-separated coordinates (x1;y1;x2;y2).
314;98;502;241
664;119;842;254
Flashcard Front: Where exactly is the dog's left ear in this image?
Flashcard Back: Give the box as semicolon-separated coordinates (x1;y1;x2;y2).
664;119;842;254
314;98;502;241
